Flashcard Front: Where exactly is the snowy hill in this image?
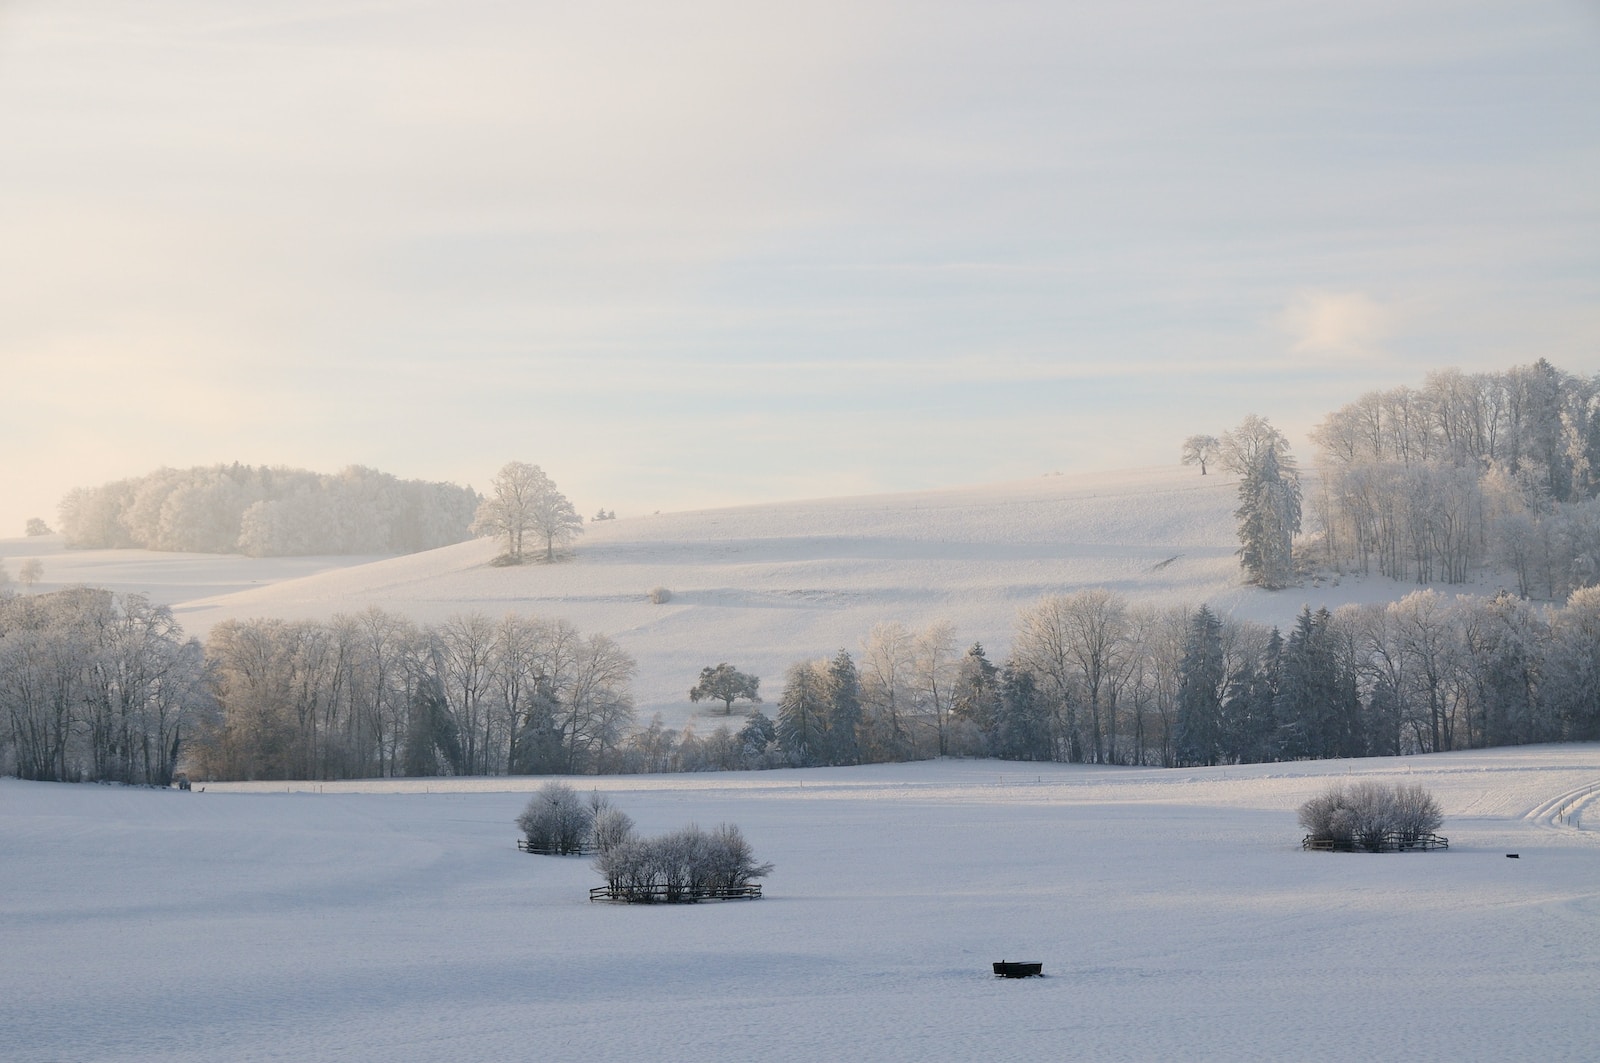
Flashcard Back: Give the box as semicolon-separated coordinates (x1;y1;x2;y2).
3;465;1491;724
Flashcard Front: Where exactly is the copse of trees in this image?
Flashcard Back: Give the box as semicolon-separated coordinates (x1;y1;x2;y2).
1308;360;1600;595
191;608;636;781
56;463;481;556
472;461;583;564
0;588;209;785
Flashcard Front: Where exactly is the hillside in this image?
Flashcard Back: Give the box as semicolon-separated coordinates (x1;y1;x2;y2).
8;464;1521;726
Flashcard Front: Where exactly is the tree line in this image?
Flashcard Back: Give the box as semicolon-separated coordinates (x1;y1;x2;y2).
0;591;636;783
632;586;1600;773
57;463;482;556
4;581;1599;782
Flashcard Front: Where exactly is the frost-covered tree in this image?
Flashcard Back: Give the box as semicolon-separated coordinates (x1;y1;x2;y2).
993;660;1051;761
912;620;958;756
24;518;51;536
1174;606;1225;766
516;781;594;854
688;662;762;716
949;643;1001;755
592;822;771;902
1235;441;1302;589
0;588;209;785
1181;434;1219;475
472;461;583;563
57;464;477;556
775;660;828;766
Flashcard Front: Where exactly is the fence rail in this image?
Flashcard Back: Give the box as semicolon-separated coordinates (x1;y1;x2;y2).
589;883;763;904
517;838;593;855
1302;831;1448;853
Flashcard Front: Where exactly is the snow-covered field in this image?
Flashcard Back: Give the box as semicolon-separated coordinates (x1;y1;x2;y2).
6;746;1599;1062
4;465;1490;725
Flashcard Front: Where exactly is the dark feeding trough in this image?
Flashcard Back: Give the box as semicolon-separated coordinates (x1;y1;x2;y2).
993;960;1043;979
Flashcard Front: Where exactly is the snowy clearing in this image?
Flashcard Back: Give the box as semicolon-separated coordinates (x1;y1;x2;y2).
6;745;1599;1062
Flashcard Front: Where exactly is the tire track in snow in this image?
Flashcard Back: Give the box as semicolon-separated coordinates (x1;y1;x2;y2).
1521;779;1600;829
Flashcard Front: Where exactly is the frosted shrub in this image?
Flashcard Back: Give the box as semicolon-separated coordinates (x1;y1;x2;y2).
592;822;772;902
1387;783;1445;845
1298;781;1443;851
648;587;672;604
517;782;594;854
590;804;636;855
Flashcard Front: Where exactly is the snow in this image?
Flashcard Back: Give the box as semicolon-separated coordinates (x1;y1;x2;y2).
6;746;1600;1062
8;465;1491;727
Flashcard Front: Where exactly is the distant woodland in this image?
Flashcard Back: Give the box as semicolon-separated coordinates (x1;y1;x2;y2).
8;361;1600;784
1308;360;1600;596
56;464;482;556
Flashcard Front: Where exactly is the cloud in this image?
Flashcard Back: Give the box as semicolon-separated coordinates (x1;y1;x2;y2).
1276;290;1389;359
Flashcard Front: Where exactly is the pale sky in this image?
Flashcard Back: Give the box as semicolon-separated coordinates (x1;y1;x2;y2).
2;1;1597;536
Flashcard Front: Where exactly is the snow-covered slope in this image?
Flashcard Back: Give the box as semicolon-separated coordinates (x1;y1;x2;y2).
6;746;1599;1063
6;465;1499;724
174;466;1254;719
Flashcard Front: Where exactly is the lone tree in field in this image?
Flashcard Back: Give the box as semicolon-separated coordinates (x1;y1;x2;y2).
473;462;583;563
689;663;762;715
1181;434;1219;475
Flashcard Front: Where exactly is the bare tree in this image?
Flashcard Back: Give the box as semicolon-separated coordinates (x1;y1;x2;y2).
1181;434;1219;475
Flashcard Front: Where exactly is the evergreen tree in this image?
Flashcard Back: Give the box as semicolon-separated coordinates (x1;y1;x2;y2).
1175;607;1225;766
402;675;464;777
776;661;829;766
994;661;1051;761
1235;444;1302;589
950;643;1002;752
1225;626;1282;763
1276;608;1359;759
737;710;777;767
823;649;862;766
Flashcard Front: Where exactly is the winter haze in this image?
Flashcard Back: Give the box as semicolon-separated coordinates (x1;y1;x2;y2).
3;2;1599;533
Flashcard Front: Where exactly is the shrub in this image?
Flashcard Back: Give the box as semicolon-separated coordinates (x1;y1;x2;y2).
649;587;672;604
517;781;594;854
590;802;636;854
592;822;773;902
1298;781;1442;851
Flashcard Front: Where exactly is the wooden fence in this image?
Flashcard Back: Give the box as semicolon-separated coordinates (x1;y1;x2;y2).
589;883;763;904
1302;831;1448;853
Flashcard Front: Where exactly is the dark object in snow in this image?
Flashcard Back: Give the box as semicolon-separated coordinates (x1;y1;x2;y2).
175;774;191;791
993;960;1043;978
1507;853;1520;859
